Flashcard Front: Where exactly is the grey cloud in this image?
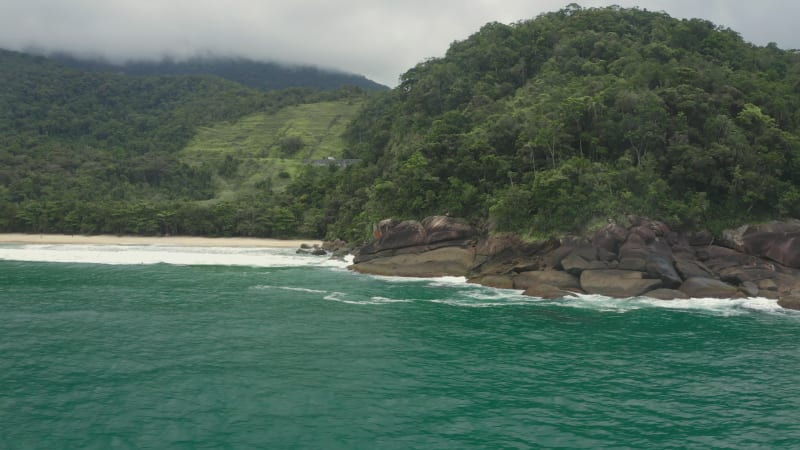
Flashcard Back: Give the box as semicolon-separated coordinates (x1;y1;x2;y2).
1;0;797;87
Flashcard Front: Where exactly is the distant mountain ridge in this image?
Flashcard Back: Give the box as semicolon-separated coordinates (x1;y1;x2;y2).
48;52;389;92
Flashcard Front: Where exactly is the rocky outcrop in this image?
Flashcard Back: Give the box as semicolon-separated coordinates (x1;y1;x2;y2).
353;246;476;277
679;277;741;298
580;270;662;298
350;217;800;309
352;216;478;276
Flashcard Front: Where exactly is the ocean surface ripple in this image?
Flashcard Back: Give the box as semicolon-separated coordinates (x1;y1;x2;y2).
2;245;800;449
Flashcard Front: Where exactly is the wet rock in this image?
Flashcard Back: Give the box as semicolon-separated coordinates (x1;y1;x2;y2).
580;270;662;298
513;270;581;291
679;277;739;298
778;295;800;310
352;247;475;277
644;289;690;300
468;274;514;290
758;278;779;292
740;281;760;297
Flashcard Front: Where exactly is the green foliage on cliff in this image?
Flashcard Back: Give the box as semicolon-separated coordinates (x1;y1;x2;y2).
294;5;800;239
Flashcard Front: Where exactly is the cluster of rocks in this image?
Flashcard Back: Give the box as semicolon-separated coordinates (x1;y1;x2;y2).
296;243;328;256
351;216;800;310
296;239;352;259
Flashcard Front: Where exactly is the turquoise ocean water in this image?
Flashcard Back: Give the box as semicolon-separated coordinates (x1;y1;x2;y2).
2;244;800;449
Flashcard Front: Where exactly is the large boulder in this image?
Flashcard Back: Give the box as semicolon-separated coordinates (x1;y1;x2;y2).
468;274;514;289
645;255;682;288
356;216;477;263
351;247;475;277
674;259;713;280
721;221;800;269
421;216;478;245
695;245;755;273
592;223;629;254
560;244;609;275
580;270;662;298
778;294;800;310
645;289;690;300
513;270;581;291
679;277;739;298
743;222;800;269
470;234;556;275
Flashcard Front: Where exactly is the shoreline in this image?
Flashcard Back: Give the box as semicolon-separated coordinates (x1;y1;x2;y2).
0;233;322;248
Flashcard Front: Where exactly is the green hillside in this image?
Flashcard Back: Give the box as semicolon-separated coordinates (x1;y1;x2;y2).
5;5;800;241
0;48;370;237
288;5;800;240
181;100;363;198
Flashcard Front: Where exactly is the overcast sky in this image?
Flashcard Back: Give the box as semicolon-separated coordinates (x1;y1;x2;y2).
1;1;797;87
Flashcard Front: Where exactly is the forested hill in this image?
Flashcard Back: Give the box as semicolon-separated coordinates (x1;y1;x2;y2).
4;6;800;241
299;4;800;240
0;48;369;236
49;53;388;92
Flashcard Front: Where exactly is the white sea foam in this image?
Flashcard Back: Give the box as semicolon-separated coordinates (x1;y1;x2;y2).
427;276;469;287
0;244;351;269
252;285;328;294
320;291;414;305
544;292;789;316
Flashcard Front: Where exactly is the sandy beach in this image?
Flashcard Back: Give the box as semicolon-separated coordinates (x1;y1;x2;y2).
0;234;322;248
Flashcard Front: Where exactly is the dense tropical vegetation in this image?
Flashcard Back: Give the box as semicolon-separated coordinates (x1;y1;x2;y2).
0;49;368;236
296;4;800;239
3;5;800;240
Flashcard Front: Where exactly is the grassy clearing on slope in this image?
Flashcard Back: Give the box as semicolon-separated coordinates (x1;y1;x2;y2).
181;99;363;196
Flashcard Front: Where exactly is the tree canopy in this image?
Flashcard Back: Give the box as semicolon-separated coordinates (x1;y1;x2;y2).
299;5;800;240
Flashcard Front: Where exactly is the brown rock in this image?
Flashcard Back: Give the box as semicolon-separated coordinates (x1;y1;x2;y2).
351;247;475;277
674;259;713;280
470;234;556;275
421;216;477;245
731;221;800;269
513;270;581;290
697;246;755;273
469;274;514;289
778;295;800;310
560;247;609;275
758;278;778;292
645;255;682;288
630;225;656;243
580;270;663;298
740;281;760;297
679;277;739;298
618;256;647;271
592;223;629;253
645;289;690;300
357;216;478;261
686;230;714;246
718;266;777;284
